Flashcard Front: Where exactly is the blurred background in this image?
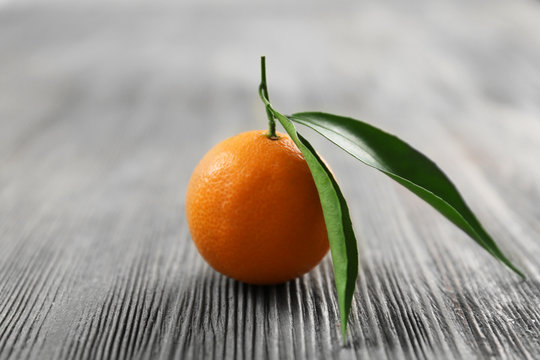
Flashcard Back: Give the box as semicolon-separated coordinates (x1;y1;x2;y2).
1;0;540;358
2;0;539;236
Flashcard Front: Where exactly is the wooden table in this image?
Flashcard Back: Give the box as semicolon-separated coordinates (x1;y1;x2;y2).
1;1;539;359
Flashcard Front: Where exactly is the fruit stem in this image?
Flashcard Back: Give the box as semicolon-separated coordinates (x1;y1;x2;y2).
259;56;278;139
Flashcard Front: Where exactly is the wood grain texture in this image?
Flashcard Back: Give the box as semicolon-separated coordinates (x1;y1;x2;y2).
0;1;539;359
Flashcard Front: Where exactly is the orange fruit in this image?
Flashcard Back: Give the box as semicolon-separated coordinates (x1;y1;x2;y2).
186;130;329;284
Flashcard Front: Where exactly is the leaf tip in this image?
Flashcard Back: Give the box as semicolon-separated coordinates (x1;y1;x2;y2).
508;263;526;280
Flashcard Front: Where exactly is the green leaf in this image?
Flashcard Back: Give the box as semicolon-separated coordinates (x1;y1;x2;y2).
271;110;359;339
290;112;523;278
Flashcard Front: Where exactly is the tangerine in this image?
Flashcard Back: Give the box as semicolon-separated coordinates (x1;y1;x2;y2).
185;130;329;284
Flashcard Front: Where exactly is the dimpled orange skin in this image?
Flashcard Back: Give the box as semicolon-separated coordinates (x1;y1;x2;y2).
185;130;330;285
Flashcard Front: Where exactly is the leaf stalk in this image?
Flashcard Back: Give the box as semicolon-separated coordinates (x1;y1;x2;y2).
259;56;277;139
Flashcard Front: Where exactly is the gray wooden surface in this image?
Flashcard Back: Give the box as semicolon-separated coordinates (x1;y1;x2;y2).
1;1;540;359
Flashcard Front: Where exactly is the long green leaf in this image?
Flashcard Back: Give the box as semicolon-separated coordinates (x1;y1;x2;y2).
290;112;523;278
270;110;358;338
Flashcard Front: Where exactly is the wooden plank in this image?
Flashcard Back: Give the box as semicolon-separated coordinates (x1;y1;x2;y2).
0;1;539;359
